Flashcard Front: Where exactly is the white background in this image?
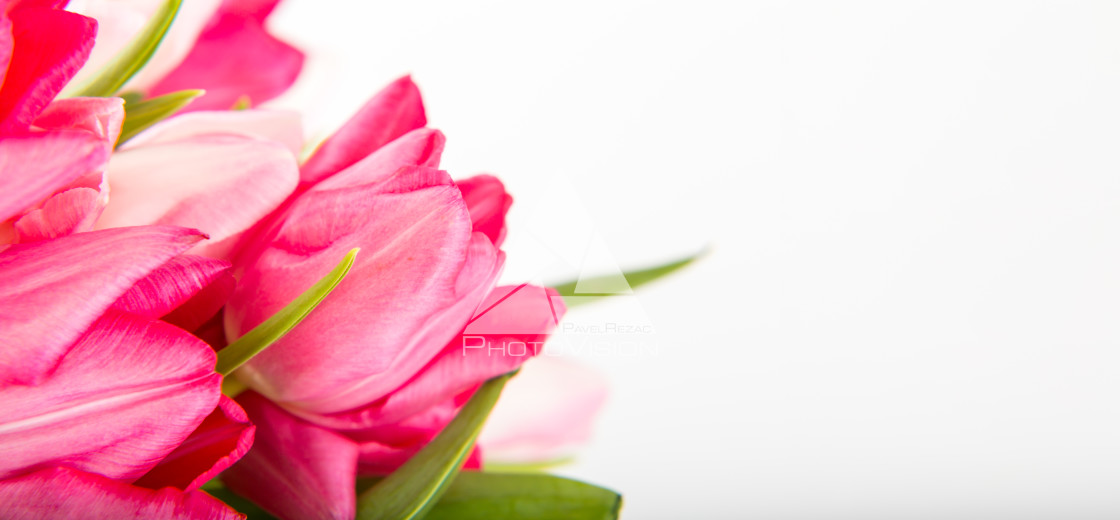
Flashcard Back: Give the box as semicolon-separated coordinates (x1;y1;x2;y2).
270;2;1120;518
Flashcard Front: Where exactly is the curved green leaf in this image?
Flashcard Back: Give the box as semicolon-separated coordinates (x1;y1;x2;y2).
356;373;514;520
116;89;203;146
66;0;183;97
421;472;621;520
215;248;358;376
552;249;706;307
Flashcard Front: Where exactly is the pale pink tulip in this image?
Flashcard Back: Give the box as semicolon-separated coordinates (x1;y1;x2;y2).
96;126;300;258
479;356;609;464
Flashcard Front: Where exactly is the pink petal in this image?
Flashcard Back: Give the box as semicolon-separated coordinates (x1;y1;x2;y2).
67;0;222;93
0;310;220;480
96;134;299;258
0;130;107;223
111;254;233;332
311;127;444;192
0;16;11;102
300;76;427;185
121;109;303;159
351;400;482;476
0;466;242;520
32;96;124;143
457;174;512;247
149;0;303;112
0;225;204;385
307;285;564;431
222;391;358;520
227;128;446;273
479;357;610;464
0;6;96;132
135;395;254;492
13;186;105;242
228;167;502;414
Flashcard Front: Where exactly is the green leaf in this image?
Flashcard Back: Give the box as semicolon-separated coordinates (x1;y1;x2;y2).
215;248;359;376
356;373;515;520
481;457;575;473
65;0;183;97
421;472;621;520
551;249;706;307
116;89;203;146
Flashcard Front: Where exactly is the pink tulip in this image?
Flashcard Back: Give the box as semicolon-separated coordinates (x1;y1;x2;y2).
219;77;568;519
149;0;304;111
66;0;223;93
0;225;248;518
68;0;303;110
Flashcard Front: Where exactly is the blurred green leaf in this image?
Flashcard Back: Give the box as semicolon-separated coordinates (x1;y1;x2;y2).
356;373;514;520
419;472;621;520
231;95;252;110
116;89;203;146
215;248;358;376
66;0;183;97
552;249;706;307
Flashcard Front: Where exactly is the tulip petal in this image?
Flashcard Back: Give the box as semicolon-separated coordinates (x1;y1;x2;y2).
228;166;501;413
111;254;233;331
300;76;427;185
32;96;125;143
0;310;220;480
13;186;105;242
308;285;563;431
135;395;255;492
457;175;512;247
0;130;107;224
122;108;303;159
96;134;299;258
149;0;303;112
311;127;444;192
0;6;96;132
222;391;358;520
479;357;608;465
66;0;222;93
0;466;242;520
0;225;204;385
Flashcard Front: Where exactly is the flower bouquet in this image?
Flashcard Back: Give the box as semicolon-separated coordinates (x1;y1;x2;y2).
0;0;696;518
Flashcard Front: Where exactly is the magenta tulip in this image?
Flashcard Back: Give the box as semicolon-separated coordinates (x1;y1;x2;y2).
0;226;247;518
220;77;567;519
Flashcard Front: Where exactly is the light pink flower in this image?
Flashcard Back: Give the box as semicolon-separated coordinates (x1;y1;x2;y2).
479;356;609;464
97;109;302;258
